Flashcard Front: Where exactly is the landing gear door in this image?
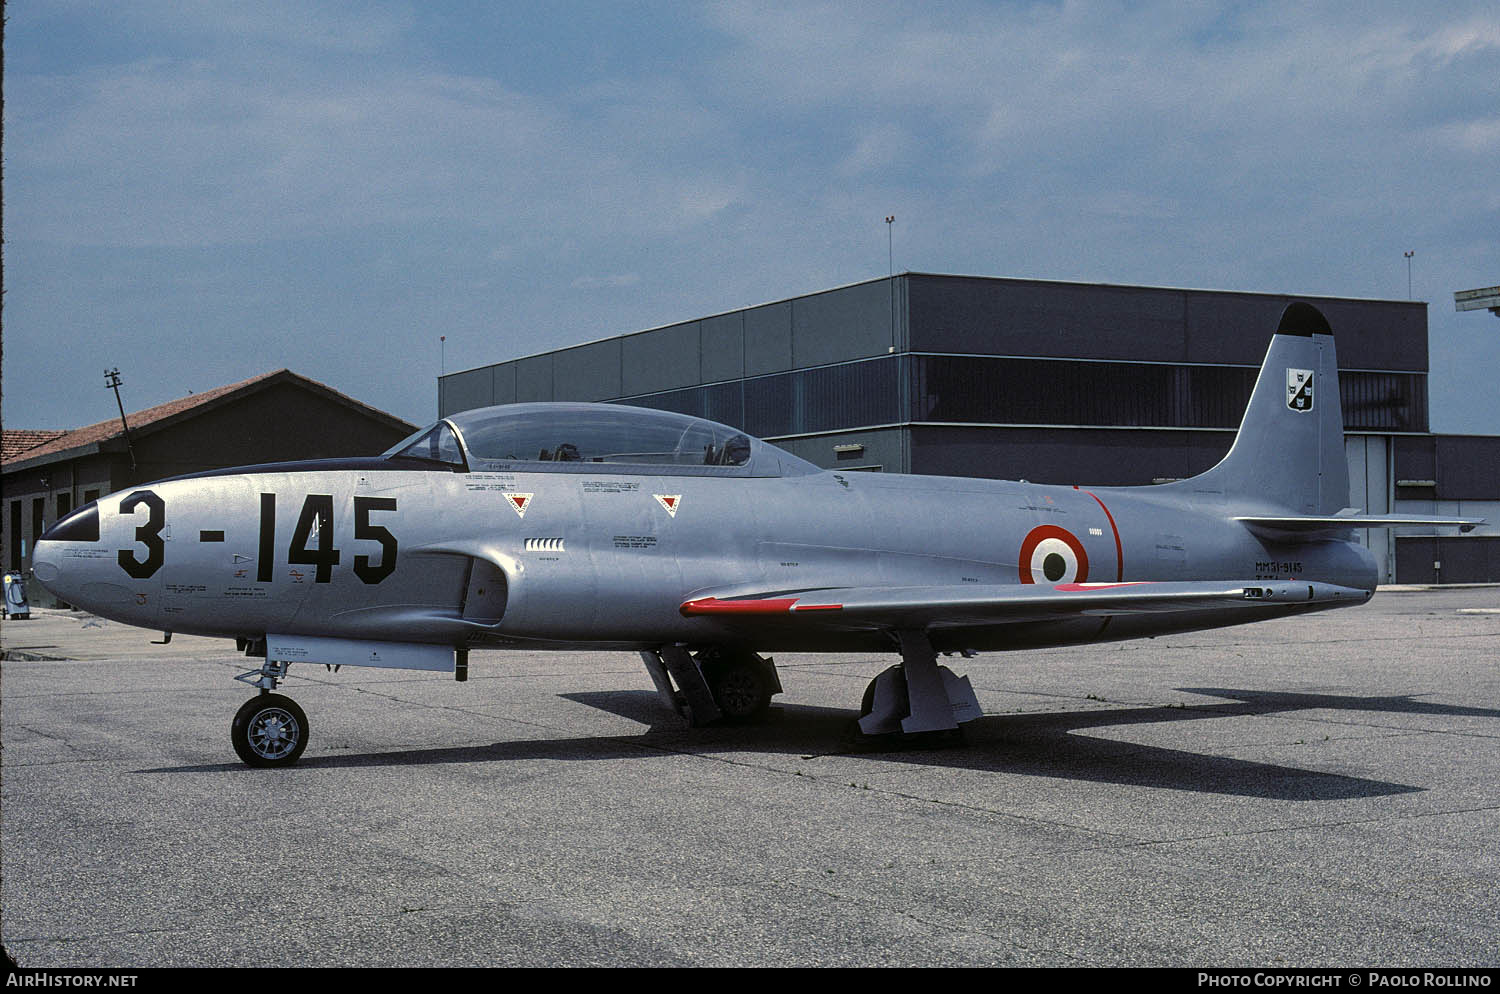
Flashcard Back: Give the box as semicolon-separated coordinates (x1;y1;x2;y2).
266;634;454;671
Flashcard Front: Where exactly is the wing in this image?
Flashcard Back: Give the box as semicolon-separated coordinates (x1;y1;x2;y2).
681;579;1371;633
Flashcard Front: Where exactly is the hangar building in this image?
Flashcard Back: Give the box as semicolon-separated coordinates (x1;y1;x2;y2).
439;273;1498;584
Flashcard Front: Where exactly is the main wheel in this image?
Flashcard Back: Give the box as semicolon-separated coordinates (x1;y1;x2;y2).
702;650;774;723
231;694;309;768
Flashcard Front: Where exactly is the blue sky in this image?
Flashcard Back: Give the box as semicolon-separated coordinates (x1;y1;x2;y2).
5;1;1498;435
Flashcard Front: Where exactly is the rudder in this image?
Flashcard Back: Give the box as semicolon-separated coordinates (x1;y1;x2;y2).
1178;302;1349;514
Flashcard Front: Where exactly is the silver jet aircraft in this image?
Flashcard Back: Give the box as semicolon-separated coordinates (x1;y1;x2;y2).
32;303;1481;766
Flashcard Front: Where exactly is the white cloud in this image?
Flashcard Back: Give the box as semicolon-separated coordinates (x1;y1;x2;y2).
8;57;755;252
678;183;743;219
30;0;418;55
571;273;641;289
838;124;910;177
1433;116;1500;154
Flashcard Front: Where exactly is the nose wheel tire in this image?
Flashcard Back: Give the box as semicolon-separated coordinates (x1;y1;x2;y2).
231;694;309;768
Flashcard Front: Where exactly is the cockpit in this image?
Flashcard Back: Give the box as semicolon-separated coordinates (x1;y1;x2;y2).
383;403;818;478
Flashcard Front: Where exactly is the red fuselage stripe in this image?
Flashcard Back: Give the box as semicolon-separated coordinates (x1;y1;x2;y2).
1081;489;1124;582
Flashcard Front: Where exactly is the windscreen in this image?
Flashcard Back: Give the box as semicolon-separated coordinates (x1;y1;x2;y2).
450;404;752;467
384;422;467;468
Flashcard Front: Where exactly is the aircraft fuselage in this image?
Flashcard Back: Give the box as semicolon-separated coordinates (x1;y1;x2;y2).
35;463;1378;655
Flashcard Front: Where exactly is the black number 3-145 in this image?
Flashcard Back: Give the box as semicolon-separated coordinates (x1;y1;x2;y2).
257;493;399;584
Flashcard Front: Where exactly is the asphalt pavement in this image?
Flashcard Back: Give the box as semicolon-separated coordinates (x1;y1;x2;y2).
2;589;1498;967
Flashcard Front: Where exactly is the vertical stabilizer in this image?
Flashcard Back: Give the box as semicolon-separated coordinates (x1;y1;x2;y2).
1183;302;1349;514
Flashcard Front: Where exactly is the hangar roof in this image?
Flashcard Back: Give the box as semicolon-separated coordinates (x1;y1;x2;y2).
2;369;415;474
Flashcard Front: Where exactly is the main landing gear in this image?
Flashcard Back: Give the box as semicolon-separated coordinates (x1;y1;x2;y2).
854;631;982;747
639;645;783;726
231;657;309;767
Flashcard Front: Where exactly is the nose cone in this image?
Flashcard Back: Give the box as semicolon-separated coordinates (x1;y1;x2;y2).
30;542;64;599
32;502;102;600
33;500;160;626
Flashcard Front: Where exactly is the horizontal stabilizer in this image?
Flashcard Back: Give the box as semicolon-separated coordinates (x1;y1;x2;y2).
682;579;1372;632
1236;511;1485;539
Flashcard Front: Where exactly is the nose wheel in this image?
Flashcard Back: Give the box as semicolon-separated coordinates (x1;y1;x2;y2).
231;694;309;767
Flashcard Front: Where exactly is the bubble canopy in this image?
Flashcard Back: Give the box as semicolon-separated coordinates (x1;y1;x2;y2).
384;403;818;478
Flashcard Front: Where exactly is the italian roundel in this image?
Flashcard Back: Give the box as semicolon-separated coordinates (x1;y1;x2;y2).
1019;525;1089;584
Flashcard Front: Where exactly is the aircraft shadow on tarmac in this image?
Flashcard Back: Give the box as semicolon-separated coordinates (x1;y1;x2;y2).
142;687;1500;800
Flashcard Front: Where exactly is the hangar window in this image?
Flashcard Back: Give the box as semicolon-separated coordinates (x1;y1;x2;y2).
621;356;903;440
908;357;1427;433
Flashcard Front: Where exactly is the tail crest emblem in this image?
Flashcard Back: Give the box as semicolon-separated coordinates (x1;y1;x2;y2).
1286;368;1315;412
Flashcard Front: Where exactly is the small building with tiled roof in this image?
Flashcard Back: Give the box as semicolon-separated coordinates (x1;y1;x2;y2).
3;370;416;590
2;431;68;463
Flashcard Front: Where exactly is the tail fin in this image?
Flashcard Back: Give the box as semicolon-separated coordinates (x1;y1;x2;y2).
1184;302;1348;514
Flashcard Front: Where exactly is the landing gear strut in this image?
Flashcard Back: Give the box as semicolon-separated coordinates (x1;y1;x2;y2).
230;656;309;767
639;645;782;726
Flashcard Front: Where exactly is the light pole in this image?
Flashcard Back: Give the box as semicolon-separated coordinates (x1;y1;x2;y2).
1405;250;1414;300
104;367;139;475
439;336;448;419
885;215;896;351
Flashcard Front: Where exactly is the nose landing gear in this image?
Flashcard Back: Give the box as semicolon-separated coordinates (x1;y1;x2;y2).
231;656;309;768
231;694;309;767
